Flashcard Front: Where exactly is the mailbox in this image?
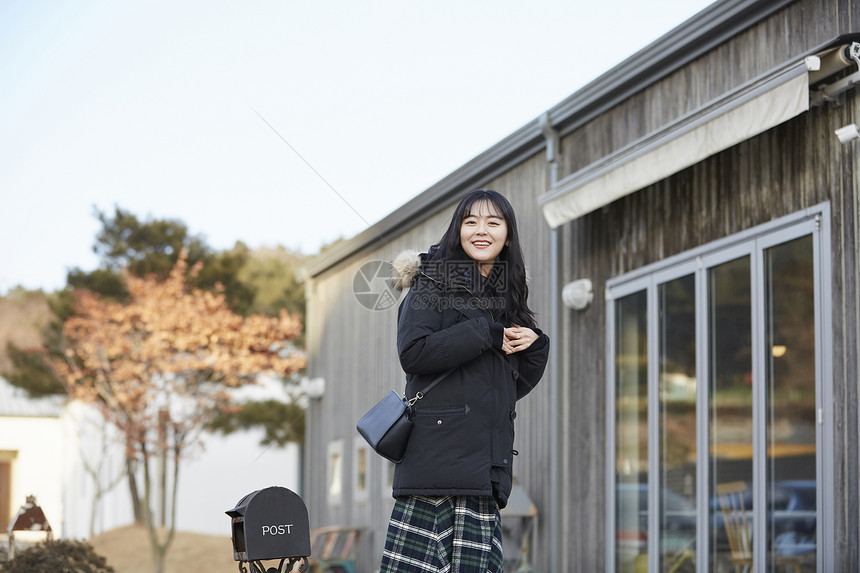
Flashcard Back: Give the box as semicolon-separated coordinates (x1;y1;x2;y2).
226;486;311;562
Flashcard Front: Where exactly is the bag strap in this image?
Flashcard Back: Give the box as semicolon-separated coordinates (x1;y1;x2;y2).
406;367;456;407
407;350;532;407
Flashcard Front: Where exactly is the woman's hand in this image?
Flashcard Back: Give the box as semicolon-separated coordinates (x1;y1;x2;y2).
502;325;538;354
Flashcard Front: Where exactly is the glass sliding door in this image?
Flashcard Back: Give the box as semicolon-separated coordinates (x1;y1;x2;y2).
763;235;816;571
707;256;754;571
608;206;831;572
615;290;648;573
658;274;697;571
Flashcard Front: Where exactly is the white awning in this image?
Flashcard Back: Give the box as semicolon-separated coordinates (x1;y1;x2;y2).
539;60;813;228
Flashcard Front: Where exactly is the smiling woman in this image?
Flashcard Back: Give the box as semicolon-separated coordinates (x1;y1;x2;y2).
380;189;550;572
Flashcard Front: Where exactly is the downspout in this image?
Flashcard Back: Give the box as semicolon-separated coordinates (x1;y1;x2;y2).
539;112;562;573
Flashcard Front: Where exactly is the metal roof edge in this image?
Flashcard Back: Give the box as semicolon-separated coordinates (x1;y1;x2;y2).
307;0;795;277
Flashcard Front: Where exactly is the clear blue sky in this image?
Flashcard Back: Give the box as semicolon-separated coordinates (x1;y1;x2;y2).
0;0;713;293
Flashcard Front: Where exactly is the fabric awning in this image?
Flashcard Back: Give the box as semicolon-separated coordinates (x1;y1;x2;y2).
539;60;813;228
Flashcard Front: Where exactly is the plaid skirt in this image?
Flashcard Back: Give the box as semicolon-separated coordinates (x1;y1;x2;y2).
379;495;503;572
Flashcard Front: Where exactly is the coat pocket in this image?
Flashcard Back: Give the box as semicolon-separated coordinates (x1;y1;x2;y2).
404;405;488;489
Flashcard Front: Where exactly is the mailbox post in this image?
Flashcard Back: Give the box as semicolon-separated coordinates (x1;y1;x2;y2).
226;486;311;573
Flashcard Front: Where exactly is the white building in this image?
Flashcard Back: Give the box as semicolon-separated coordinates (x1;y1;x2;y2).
1;376;300;543
0;377;67;544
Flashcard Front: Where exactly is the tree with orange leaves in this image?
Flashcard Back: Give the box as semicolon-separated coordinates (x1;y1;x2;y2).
51;250;305;573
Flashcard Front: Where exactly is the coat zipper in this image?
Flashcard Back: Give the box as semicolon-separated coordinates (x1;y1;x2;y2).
418;267;503;461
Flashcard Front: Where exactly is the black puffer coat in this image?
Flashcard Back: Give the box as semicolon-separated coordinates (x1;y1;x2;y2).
391;250;550;508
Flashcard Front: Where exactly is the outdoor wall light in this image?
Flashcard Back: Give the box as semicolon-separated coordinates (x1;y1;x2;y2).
835;123;860;143
562;278;593;310
301;377;326;399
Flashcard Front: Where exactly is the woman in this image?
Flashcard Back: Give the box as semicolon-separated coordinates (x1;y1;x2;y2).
382;189;550;572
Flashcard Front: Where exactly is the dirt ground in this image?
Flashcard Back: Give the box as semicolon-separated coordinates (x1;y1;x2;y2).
90;524;238;573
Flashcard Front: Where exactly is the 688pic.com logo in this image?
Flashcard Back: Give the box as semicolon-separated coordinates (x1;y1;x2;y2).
353;260;399;311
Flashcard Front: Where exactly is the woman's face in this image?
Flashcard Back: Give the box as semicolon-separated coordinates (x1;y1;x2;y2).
460;199;508;276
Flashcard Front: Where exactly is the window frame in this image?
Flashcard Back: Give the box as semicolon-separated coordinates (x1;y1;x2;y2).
353;436;370;504
326;440;344;507
605;204;833;572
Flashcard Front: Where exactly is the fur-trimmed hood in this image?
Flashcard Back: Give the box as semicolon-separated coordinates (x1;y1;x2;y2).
391;249;423;290
391;247;497;295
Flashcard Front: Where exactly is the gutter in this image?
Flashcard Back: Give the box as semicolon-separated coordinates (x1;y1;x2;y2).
539;111;563;573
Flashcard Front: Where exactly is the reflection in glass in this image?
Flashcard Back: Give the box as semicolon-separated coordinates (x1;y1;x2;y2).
708;256;752;571
615;291;648;572
659;275;697;571
765;236;816;571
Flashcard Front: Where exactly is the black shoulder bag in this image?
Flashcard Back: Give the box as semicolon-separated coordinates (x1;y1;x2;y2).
356;368;454;464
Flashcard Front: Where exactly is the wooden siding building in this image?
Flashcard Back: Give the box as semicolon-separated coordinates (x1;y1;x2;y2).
303;0;860;570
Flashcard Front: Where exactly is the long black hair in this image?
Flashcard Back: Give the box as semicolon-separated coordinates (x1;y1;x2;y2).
429;189;536;328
